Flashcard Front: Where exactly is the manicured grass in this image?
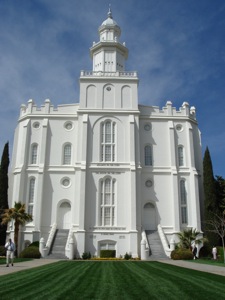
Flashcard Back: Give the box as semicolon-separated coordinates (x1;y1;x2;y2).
0;261;224;299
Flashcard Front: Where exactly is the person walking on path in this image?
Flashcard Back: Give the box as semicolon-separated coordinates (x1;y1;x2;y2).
212;246;217;260
5;238;15;267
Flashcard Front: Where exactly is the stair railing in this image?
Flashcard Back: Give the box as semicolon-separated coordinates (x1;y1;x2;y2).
141;230;150;260
65;227;75;259
45;223;57;254
157;224;172;258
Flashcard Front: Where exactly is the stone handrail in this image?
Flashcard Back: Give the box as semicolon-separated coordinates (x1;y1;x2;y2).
157;224;172;258
46;223;57;249
65;227;75;259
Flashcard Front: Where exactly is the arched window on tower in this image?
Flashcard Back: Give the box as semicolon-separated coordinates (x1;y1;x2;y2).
28;178;35;216
145;145;153;166
101;121;116;162
63;143;72;165
31;144;38;164
100;178;116;226
180;179;188;224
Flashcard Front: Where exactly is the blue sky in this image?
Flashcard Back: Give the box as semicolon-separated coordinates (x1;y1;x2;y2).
0;0;224;177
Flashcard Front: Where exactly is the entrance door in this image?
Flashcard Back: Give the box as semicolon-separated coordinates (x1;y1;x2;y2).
58;202;71;229
142;202;157;230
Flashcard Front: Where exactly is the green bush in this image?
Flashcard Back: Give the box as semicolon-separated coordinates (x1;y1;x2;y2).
100;250;116;258
82;252;91;259
217;247;224;262
198;241;212;258
19;246;41;258
124;252;132;260
28;241;39;248
0;245;6;256
171;248;193;260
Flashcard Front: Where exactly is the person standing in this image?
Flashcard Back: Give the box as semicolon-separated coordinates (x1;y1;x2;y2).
5;238;15;267
212;246;217;260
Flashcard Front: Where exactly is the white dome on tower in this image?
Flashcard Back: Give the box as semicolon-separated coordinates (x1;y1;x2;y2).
101;8;118;26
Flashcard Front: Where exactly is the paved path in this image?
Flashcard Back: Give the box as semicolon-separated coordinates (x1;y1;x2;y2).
0;259;60;276
0;258;224;277
158;259;225;277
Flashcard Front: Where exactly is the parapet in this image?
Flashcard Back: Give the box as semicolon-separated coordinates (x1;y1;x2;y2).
139;101;196;120
19;99;79;118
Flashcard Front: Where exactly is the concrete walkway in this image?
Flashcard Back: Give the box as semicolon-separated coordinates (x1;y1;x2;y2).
158;259;225;277
0;258;224;277
0;259;60;276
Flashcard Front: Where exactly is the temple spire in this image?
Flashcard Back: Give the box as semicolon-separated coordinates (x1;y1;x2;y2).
108;4;112;19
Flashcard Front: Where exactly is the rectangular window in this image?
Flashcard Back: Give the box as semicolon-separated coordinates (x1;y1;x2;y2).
100;178;116;226
101;121;116;162
180;180;188;224
145;145;152;166
178;146;184;166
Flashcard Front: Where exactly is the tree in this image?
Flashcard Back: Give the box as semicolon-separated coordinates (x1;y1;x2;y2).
177;228;202;250
1;202;32;256
0;142;10;245
205;211;225;263
203;147;218;213
203;147;219;245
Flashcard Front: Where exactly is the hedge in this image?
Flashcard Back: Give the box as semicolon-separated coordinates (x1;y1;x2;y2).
100;250;116;258
19;246;41;259
171;248;193;260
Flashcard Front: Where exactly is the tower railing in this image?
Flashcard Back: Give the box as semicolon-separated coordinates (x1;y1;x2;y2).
80;70;138;77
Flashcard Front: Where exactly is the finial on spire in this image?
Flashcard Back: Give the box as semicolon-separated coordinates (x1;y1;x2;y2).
108;4;112;19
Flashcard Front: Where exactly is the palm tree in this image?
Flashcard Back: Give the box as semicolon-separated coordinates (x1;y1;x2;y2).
1;202;33;256
177;228;202;250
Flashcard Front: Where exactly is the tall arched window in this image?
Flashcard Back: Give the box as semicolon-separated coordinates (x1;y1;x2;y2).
178;146;184;166
28;178;35;216
63;144;71;165
145;145;153;166
31;144;38;164
101;121;116;162
180;180;188;224
100;178;116;226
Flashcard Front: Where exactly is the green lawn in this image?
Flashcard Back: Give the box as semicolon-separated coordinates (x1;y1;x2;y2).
0;261;224;300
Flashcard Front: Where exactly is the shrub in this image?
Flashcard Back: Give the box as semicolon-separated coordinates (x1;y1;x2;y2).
171;248;193;260
28;241;39;248
217;247;224;262
198;241;211;258
19;246;41;258
100;250;116;258
124;252;132;260
82;252;91;259
0;245;6;256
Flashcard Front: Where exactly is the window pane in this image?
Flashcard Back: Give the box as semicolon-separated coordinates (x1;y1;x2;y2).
181;207;188;224
145;145;152;166
29;179;35;203
104;207;111;225
180;181;186;204
105;122;111;143
178;147;184;166
31;145;37;164
105;145;111;161
64;144;71;164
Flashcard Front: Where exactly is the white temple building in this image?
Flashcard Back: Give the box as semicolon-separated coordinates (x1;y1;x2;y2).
9;9;203;259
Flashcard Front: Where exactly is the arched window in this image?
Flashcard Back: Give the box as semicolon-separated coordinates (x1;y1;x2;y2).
145;145;153;166
28;178;35;216
178;146;184;166
63;144;71;165
31;144;38;164
180;180;188;224
101;121;116;162
100;178;116;226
